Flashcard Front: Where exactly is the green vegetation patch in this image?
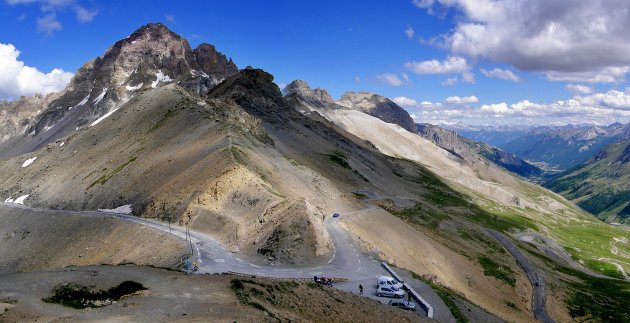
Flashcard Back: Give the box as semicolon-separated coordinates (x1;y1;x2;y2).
385;202;449;229
556;266;630;322
504;301;519;310
577;190;630;215
43;281;146;309
285;157;301;166
88;156;137;189
352;192;369;200
410;272;467;323
230;279;294;319
229;146;248;166
326;150;369;182
148;109;178;133
478;257;515;287
327;150;350;169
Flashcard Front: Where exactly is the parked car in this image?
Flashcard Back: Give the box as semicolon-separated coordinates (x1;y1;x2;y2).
376;285;404;298
376;275;404;289
389;299;416;311
313;275;333;287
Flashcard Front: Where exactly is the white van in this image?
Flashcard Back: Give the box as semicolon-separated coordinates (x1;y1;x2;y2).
376;275;403;289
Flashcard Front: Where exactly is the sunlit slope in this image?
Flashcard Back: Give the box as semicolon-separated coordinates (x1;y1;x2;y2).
308;106;630;278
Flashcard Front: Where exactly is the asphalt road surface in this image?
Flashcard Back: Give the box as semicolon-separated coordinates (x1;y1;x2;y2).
485;229;554;323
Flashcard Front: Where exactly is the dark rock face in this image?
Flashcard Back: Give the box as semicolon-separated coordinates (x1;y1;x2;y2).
337;92;416;133
194;44;238;80
207;68;284;112
1;23;237;159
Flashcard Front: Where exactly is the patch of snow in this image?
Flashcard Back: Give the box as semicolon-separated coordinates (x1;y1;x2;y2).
131;40;137;44
99;204;133;214
90;107;120;127
43;125;52;132
13;194;29;205
93;88;108;104
201;71;209;78
126;83;143;91
4;197;14;203
151;70;173;88
197;101;206;106
22;157;37;167
74;95;90;108
59;142;65;147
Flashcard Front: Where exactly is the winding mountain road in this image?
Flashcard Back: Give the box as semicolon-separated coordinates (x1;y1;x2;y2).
0;202;458;321
485;229;554;323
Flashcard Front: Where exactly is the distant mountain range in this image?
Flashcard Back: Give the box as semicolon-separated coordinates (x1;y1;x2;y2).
445;122;630;171
416;123;544;180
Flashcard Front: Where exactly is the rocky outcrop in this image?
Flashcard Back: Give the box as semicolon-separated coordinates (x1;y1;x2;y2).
282;80;333;108
336;91;416;132
0;94;58;143
208;67;285;114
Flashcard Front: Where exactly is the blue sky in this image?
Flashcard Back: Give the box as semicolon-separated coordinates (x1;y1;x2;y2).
2;0;630;125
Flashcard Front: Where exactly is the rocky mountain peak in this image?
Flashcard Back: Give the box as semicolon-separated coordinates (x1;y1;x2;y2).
1;23;239;159
282;80;333;104
336;91;416;132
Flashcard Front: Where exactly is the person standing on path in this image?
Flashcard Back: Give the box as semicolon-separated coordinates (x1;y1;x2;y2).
359;284;363;294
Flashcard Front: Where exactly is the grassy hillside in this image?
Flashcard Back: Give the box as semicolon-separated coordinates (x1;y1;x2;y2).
545;140;630;223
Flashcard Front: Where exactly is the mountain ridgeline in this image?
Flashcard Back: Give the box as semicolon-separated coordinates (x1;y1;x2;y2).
447;122;630;171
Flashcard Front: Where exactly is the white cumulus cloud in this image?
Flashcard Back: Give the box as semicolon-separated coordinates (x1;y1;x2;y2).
393;96;418;106
445;95;479;104
405;56;474;84
481;68;520;82
566;84;593;95
441;77;458;86
390;88;630;125
75;6;98;23
416;0;630;83
0;43;73;99
37;13;61;35
377;73;403;86
377;73;409;86
405;56;469;74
